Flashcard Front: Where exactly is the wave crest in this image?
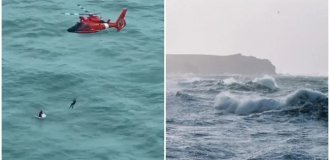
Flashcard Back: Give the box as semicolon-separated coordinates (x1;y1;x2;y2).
214;92;281;115
285;88;328;106
214;88;328;117
252;75;278;90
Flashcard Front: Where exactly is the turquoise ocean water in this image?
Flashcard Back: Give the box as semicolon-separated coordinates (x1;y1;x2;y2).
3;0;164;159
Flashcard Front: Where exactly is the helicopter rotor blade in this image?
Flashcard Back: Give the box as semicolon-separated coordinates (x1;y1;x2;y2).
64;4;99;17
64;13;80;16
63;12;100;16
77;4;91;13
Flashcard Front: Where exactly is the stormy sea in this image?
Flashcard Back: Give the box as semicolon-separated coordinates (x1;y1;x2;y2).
3;0;163;159
167;75;328;160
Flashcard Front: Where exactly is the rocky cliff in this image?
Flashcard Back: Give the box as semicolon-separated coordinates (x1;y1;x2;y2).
167;54;276;75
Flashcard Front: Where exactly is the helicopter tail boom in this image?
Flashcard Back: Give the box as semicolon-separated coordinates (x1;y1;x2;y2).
114;8;127;32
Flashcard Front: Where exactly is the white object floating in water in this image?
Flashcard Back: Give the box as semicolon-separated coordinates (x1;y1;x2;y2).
35;114;47;119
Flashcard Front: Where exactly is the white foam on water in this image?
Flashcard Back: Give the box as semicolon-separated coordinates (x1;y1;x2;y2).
253;75;278;90
214;88;328;115
284;88;328;106
223;77;238;85
214;92;281;115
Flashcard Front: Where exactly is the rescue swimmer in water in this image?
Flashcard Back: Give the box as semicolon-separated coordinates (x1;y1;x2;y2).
38;110;43;117
36;110;46;119
35;97;76;119
69;98;77;109
65;4;127;33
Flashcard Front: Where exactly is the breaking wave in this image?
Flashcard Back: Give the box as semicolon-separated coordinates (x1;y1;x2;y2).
214;88;328;116
223;77;239;85
285;88;328;106
252;75;278;90
214;92;281;115
216;76;279;92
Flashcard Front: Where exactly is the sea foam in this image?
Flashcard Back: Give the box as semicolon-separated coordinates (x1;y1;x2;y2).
285;88;328;106
214;92;281;115
252;75;278;90
214;88;328;115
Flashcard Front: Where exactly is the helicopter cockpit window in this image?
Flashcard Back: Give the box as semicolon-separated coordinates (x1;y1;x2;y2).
79;23;90;30
67;22;83;32
67;22;91;32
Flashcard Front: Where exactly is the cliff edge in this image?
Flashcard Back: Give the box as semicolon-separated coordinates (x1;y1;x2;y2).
167;54;276;75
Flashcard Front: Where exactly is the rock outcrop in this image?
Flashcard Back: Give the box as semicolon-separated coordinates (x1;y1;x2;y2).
167;54;276;75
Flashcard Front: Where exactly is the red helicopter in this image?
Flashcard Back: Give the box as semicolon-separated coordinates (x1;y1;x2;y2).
66;4;127;33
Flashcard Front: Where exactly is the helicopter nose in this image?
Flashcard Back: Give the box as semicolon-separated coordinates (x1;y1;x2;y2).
67;27;75;32
67;23;80;33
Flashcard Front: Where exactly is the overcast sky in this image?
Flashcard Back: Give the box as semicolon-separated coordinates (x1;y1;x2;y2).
167;0;328;76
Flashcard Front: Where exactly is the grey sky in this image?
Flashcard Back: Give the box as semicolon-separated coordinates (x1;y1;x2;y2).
167;0;328;76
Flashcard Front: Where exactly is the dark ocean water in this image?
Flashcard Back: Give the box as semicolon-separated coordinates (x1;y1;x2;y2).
3;0;164;159
167;75;328;160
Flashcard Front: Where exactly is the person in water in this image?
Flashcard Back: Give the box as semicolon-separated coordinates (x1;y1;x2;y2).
69;98;77;109
38;110;43;117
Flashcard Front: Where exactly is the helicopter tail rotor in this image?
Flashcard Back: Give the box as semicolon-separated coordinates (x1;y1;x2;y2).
115;8;127;32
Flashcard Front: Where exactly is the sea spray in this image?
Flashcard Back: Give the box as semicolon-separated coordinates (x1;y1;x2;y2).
214;88;328;116
223;77;238;85
285;88;328;106
252;75;278;90
214;92;281;115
